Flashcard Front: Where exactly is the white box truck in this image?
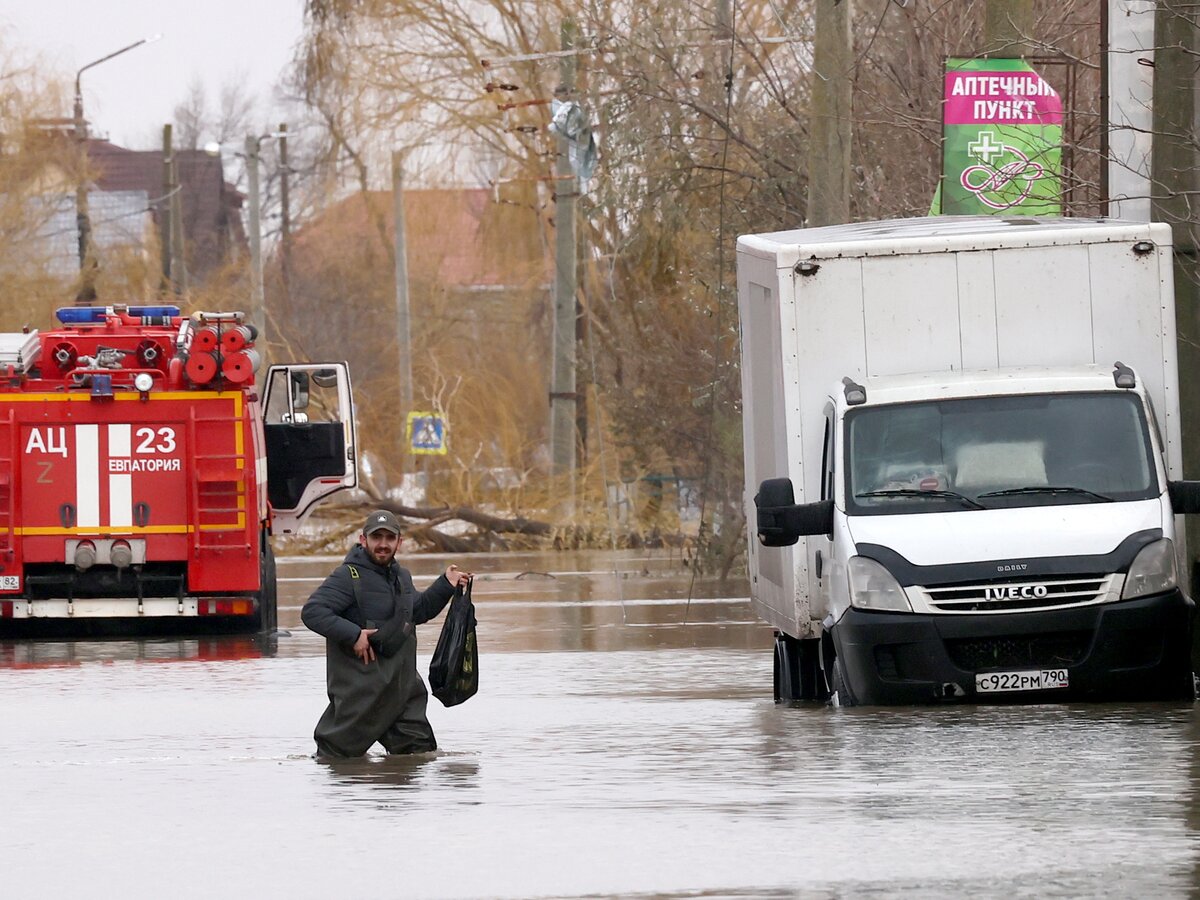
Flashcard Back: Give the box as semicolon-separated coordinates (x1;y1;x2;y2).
737;216;1200;705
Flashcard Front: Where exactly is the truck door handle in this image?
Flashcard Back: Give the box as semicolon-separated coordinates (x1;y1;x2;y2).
815;550;824;579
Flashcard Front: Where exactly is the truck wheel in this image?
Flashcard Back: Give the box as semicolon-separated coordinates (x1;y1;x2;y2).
797;638;829;701
774;634;829;702
254;541;278;633
831;660;857;707
1167;663;1197;701
773;633;800;702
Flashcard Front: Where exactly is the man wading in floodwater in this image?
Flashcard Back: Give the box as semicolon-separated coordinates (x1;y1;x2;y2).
302;510;472;757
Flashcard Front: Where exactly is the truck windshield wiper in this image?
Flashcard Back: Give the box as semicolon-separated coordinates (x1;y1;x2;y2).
976;485;1114;502
856;488;986;510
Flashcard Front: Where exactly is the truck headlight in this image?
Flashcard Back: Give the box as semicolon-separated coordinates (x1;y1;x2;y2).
1121;538;1177;599
848;556;912;612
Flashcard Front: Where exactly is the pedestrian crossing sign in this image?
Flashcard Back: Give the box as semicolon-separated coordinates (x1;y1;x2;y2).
406;411;447;455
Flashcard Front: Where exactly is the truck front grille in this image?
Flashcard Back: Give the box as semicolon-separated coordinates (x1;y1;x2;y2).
946;631;1092;670
915;574;1117;613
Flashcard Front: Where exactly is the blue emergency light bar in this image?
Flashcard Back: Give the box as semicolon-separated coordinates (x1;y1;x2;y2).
55;306;181;325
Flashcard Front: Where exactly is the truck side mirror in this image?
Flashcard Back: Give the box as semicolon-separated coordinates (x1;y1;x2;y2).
1168;480;1200;515
754;477;834;545
290;371;311;411
757;477;796;509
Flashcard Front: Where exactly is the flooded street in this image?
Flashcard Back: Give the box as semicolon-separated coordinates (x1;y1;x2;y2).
2;549;1199;898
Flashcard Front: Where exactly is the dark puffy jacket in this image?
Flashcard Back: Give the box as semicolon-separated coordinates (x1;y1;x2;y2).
301;544;454;647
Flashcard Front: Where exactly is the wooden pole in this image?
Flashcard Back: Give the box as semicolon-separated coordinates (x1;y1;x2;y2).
550;17;579;510
807;0;852;226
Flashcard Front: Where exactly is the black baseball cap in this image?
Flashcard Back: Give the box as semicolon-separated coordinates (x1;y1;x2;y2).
363;510;402;536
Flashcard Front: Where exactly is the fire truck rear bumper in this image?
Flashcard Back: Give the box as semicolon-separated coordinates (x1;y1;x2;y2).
0;597;258;618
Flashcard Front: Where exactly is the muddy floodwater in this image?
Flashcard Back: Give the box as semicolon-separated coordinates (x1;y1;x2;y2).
2;549;1200;898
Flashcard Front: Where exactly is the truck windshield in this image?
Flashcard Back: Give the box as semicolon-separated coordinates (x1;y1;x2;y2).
845;392;1158;515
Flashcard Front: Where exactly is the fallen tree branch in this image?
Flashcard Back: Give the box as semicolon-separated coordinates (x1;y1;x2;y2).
374;502;553;536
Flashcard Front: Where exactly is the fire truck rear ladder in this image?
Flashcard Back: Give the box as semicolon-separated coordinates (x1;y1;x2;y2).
189;407;251;556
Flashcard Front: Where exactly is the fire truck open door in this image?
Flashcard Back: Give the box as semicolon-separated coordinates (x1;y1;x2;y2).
263;363;358;534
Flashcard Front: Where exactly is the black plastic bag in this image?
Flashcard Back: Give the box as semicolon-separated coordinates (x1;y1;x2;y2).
429;579;478;707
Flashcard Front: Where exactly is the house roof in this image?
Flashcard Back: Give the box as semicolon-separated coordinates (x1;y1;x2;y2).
84;138;245;281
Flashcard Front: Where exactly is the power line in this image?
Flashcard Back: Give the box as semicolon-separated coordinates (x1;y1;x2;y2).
479;35;807;70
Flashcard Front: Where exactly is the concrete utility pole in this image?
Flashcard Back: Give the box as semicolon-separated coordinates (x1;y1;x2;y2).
245;134;265;340
807;0;852;227
72;88;95;305
1104;0;1156;220
550;17;579;506
392;150;414;415
169;152;187;296
1151;5;1200;499
278;123;292;302
160;124;174;291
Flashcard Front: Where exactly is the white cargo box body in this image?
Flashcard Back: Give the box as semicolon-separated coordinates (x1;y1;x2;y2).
736;216;1179;638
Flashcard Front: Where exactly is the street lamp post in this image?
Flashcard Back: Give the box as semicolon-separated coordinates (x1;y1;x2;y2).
242;132;288;343
207;133;286;347
245;134;265;340
73;34;162;305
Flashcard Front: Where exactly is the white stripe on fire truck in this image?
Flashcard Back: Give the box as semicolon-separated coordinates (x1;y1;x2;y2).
108;423;131;457
75;424;100;527
107;424;132;527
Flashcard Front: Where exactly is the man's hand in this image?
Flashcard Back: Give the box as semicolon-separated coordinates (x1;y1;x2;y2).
445;564;473;588
354;628;378;663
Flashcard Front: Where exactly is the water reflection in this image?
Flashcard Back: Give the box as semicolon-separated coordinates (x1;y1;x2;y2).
318;752;436;790
748;700;1199;896
317;752;481;795
277;549;766;655
0;633;275;668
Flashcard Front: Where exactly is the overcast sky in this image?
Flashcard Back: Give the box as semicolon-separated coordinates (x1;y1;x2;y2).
0;0;306;149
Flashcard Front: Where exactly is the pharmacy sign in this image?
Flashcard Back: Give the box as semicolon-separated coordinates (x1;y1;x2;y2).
938;58;1063;215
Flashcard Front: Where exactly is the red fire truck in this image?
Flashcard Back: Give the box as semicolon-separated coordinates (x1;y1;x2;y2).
0;304;357;634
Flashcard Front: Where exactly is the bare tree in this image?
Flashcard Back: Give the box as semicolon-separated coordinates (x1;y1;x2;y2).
172;78;208;150
0;39;117;327
289;0;1197;567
